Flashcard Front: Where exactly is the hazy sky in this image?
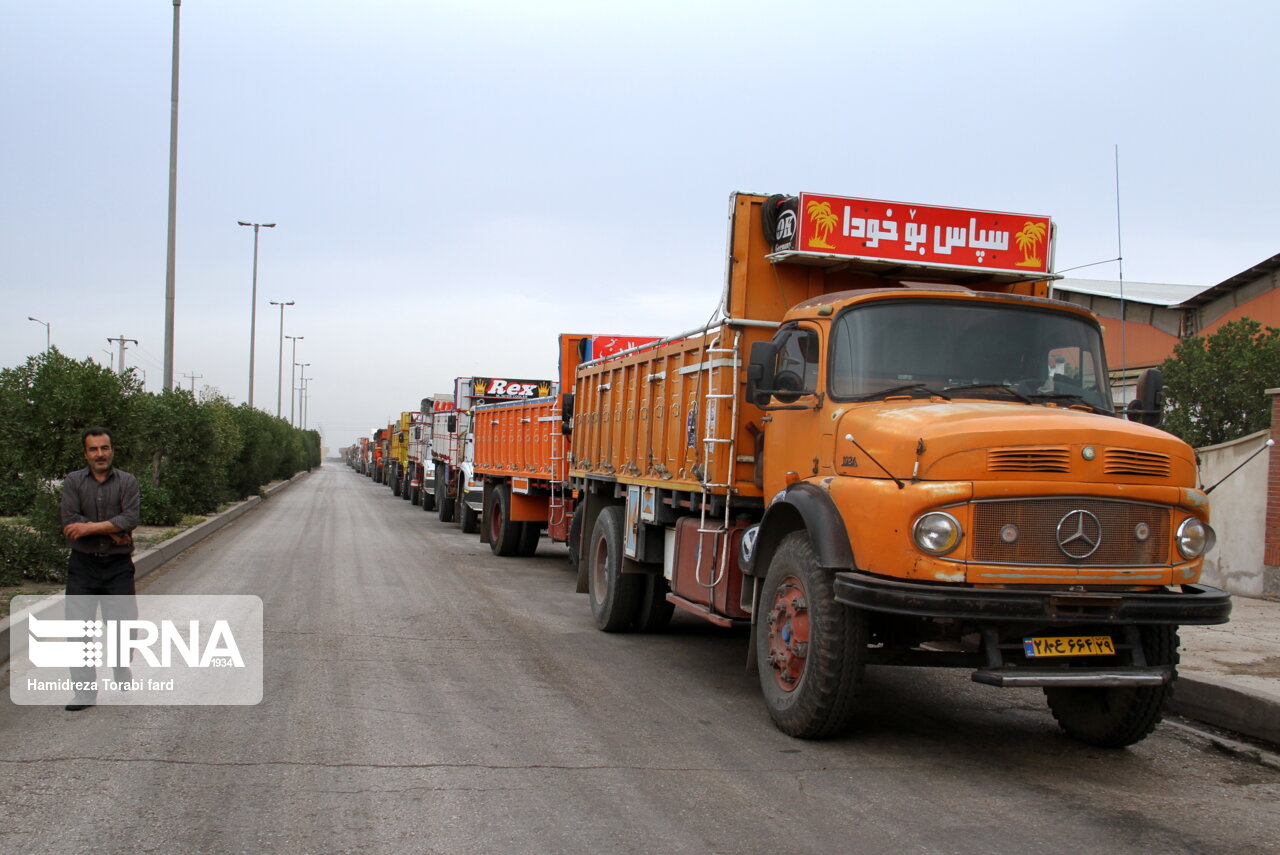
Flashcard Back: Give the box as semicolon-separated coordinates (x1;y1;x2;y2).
4;1;1278;451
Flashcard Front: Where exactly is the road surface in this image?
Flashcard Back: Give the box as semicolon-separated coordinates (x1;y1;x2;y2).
1;465;1277;854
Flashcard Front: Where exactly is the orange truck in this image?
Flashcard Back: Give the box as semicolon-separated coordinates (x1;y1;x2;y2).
560;191;1229;746
431;376;556;533
472;335;659;556
370;426;390;484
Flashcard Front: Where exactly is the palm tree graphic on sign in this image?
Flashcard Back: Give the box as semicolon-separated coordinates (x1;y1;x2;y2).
806;200;838;250
1014;221;1047;268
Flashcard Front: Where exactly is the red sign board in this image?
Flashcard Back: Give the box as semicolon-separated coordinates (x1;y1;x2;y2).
586;335;662;360
794;193;1053;275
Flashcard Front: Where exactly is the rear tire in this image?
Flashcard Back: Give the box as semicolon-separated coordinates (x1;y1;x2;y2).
517;523;541;557
756;531;866;739
635;574;675;632
436;464;455;523
487;485;521;556
1044;625;1179;748
588;506;643;632
391;464;402;496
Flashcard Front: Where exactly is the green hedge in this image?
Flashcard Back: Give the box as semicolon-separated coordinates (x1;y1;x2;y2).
0;347;319;542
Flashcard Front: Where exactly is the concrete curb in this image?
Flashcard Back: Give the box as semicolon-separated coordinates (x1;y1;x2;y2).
0;471;311;668
1169;674;1280;746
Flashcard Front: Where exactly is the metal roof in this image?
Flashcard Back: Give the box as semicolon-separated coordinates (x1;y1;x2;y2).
1050;278;1208;307
1178;251;1280;309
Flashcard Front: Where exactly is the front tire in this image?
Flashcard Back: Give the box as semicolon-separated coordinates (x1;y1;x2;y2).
755;531;866;739
1044;625;1179;748
588;506;643;632
458;477;479;534
436;464;455;523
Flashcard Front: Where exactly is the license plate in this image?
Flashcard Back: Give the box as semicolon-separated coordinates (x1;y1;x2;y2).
1023;635;1116;658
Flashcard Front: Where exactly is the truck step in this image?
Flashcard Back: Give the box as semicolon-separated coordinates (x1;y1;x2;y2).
971;666;1172;688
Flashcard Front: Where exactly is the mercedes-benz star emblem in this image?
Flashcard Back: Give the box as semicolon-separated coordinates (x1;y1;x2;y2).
1056;509;1102;559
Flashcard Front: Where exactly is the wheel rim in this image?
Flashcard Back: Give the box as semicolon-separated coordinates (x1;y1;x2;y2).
591;534;609;607
765;575;810;692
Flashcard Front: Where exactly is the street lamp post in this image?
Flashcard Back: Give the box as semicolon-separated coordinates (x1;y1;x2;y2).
295;362;310;429
27;316;50;351
286;336;304;426
163;0;181;392
301;376;312;430
269;299;294;418
238;221;276;408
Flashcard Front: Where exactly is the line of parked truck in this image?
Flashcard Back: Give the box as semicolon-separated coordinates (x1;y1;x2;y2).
346;191;1230;748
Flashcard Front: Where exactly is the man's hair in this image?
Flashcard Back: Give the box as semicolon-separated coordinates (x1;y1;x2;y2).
82;426;114;449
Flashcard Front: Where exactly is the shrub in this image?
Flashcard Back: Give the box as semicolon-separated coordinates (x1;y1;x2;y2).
138;481;181;527
0;522;65;586
0;475;36;516
27;482;64;539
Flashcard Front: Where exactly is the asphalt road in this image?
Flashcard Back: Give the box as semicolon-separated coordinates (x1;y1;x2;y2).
2;465;1277;855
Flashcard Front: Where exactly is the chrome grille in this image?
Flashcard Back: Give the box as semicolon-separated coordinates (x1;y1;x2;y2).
972;498;1169;566
1104;448;1172;477
987;446;1070;473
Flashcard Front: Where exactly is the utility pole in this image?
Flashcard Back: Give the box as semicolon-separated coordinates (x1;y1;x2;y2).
107;335;139;376
181;371;203;394
286;336;304;426
238;221;276;408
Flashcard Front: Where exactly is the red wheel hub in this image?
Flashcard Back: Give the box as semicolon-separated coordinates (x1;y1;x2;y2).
765;575;810;691
489;499;503;542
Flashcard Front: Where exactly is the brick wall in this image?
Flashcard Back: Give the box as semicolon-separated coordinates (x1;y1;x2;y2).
1265;388;1280;568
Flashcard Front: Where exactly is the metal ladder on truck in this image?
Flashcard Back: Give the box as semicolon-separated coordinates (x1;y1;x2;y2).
695;329;741;594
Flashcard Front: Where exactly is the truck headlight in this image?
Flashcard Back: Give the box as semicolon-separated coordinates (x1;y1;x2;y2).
1176;518;1216;559
912;512;963;556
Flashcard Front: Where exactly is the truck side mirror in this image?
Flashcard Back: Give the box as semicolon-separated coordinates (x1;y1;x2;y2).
561;392;575;435
1126;368;1164;427
747;341;778;407
446;414;458;433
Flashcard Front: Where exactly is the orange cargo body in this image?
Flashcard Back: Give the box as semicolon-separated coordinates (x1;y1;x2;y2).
473;396;563;483
569;323;763;498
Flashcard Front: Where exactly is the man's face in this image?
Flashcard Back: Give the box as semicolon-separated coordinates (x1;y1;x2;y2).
84;434;113;475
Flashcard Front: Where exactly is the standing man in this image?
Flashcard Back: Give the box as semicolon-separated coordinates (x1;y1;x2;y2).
60;427;140;711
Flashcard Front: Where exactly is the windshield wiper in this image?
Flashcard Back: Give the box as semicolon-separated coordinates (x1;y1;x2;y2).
943;383;1033;403
857;383;950;401
1025;391;1105;412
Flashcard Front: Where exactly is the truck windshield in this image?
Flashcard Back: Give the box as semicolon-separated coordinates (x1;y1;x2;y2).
828;299;1113;413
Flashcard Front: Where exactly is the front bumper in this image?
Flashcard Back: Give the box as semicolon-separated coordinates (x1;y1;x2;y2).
833;570;1232;626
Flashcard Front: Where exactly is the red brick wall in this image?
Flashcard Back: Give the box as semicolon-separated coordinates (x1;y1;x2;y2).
1264;390;1280;566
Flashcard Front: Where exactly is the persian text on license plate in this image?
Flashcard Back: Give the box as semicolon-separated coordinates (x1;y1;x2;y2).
1023;635;1116;658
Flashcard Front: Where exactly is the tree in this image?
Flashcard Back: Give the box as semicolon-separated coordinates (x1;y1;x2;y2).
1161;317;1280;447
0;348;140;484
